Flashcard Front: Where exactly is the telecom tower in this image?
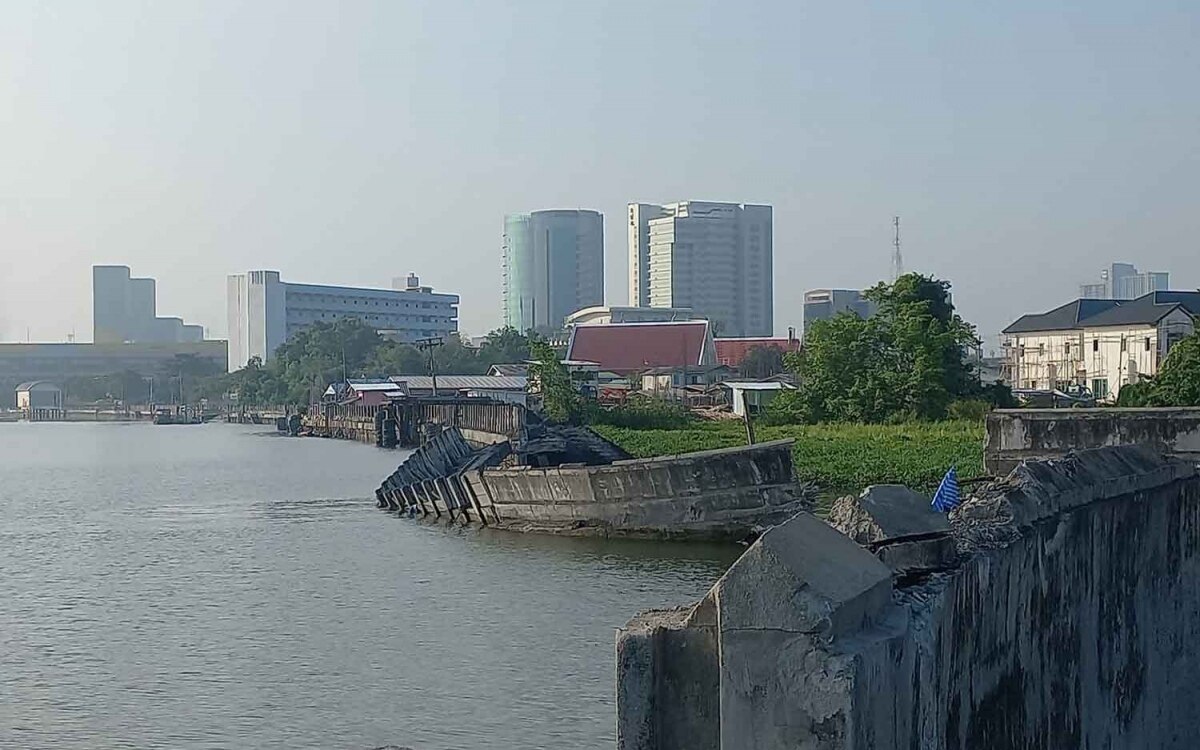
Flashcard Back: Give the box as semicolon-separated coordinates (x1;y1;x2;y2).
891;216;904;281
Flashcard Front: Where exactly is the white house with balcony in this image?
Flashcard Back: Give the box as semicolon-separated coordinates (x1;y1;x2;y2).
1002;291;1200;402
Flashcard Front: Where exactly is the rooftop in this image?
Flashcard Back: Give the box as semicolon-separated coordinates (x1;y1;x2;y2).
388;375;528;391
1002;290;1200;334
566;321;712;373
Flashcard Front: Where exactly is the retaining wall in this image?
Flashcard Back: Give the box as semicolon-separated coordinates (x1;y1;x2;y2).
617;445;1200;749
473;439;801;537
985;407;1200;475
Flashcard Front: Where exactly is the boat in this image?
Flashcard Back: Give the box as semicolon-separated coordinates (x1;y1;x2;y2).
374;425;813;541
153;408;203;425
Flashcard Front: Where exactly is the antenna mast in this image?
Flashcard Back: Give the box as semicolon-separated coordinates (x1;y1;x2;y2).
891;216;904;281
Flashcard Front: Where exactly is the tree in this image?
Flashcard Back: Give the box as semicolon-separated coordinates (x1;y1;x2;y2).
1118;330;1200;406
739;345;786;380
528;339;581;423
477;327;531;368
780;273;982;423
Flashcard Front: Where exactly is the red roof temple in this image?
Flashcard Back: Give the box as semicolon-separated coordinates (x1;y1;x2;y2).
566;321;715;374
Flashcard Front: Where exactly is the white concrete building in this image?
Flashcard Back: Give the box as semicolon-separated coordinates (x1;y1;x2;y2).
1078;263;1170;300
15;381;64;419
93;265;204;344
1002;291;1200;402
628;201;772;337
226;271;459;371
564;305;693;327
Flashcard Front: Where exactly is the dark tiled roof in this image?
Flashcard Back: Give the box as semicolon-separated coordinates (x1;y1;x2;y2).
567;321;710;373
1003;299;1120;334
1004;292;1200;334
1081;291;1200;327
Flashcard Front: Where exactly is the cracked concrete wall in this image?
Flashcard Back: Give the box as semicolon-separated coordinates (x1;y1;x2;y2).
617;446;1200;750
481;439;801;534
985;408;1200;475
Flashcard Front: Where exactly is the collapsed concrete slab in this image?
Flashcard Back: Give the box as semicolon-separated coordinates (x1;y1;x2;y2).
617;445;1200;749
828;484;956;577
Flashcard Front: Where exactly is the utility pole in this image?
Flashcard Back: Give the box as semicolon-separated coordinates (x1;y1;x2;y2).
891;216;904;282
415;337;445;397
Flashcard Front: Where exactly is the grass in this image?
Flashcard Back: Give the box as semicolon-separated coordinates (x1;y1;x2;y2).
592;420;986;495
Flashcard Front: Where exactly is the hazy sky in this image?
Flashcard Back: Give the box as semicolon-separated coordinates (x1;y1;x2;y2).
2;1;1197;349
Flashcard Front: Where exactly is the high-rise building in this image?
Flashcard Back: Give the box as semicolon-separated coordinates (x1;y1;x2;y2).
802;289;878;332
502;209;604;332
226;271;458;371
628;201;773;337
1079;263;1169;300
92;265;204;344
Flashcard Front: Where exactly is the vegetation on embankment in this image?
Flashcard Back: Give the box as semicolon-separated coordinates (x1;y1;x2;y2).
592;420;986;494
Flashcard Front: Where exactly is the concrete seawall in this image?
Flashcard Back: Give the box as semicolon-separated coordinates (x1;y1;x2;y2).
617;445;1200;749
475;439;805;538
985;407;1200;475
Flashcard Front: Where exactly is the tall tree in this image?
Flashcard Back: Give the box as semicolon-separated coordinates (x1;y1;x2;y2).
738;345;786;380
784;273;982;423
1119;330;1200;406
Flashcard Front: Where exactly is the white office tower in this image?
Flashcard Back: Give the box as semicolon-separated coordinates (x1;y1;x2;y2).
628;201;773;337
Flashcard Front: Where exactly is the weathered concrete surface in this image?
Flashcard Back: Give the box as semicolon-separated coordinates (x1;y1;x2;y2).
828;485;957;577
617;445;1200;749
986;407;1200;475
479;439;812;539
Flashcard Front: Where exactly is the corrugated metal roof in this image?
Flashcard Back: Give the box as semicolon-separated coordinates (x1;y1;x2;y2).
721;381;796;391
388;375;528;391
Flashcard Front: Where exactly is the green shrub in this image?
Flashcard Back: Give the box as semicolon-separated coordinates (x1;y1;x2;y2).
589;397;694;430
593;420;986;493
947;399;991;422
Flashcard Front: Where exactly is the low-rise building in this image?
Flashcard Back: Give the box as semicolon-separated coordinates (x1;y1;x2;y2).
387;374;528;399
723;381;796;417
1002;291;1200;402
640;365;737;398
323;380;406;406
714;333;800;369
16;381;64;420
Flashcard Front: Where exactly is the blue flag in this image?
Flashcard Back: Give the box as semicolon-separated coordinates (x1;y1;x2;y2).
932;467;961;513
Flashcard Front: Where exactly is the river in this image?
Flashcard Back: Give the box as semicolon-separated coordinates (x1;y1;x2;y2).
0;422;736;750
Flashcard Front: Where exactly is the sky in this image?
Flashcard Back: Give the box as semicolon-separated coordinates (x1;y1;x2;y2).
1;0;1198;350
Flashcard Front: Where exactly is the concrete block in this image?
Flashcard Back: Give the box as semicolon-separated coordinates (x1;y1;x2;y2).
716;512;893;637
828;484;950;547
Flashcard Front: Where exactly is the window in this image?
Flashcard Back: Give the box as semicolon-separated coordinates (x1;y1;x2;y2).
1064;342;1071;356
1145;337;1151;351
1092;378;1109;399
1120;337;1127;352
1038;343;1045;355
1093;339;1099;352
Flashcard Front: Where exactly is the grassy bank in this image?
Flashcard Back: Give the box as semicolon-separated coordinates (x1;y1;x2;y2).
592;420;986;494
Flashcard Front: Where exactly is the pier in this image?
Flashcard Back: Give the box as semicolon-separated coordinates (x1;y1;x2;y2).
302;398;525;448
